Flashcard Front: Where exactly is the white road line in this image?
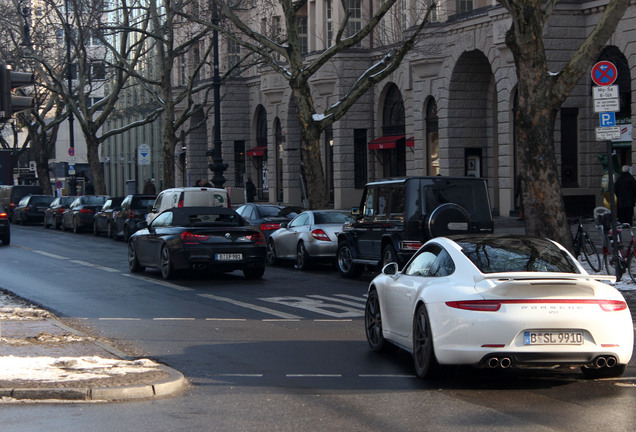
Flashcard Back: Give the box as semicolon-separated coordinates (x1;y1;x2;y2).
123;273;194;291
215;374;264;378
98;318;141;321
199;294;302;319
34;250;69;260
314;319;353;322
286;374;342;378
359;374;417;378
307;295;366;308
153;317;196;321
70;260;120;273
333;294;367;303
205;318;247;322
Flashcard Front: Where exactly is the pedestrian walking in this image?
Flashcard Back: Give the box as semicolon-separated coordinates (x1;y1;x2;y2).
614;165;636;225
245;177;256;203
143;178;156;194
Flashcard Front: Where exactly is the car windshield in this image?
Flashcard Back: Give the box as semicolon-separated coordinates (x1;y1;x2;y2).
258;206;284;217
314;212;353;224
134;198;155;209
455;236;580;274
84;196;107;205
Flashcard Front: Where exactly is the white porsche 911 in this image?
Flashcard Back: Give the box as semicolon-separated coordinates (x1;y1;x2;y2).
365;235;634;379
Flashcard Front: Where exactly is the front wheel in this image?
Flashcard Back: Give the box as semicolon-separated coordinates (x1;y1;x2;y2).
337;242;363;278
365;290;389;352
582;235;601;272
266;239;278;265
412;303;441;378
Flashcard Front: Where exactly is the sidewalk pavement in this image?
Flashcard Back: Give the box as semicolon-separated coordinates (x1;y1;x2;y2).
0;292;186;402
0;216;632;403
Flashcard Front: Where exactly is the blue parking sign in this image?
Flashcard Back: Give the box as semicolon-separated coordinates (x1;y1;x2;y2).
599;112;615;127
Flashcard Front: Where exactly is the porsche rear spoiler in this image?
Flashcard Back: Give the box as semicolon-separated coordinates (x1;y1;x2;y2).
473;272;616;284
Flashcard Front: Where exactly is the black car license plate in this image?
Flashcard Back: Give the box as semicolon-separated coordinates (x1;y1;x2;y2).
215;253;242;261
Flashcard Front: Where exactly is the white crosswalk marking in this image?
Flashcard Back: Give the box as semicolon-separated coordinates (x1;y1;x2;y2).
260;295;364;318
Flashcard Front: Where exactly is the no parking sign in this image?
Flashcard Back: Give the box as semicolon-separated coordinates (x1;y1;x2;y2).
591;61;618;86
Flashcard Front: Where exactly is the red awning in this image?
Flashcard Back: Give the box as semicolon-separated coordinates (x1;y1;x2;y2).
246;146;267;157
368;135;414;150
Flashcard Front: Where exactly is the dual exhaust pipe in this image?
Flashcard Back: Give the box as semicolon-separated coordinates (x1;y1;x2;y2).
593;355;617;368
486;356;512;369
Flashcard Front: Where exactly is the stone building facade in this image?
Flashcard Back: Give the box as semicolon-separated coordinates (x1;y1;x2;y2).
104;1;636;216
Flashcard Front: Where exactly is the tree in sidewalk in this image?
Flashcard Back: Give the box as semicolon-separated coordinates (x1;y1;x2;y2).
184;0;438;209
500;0;630;248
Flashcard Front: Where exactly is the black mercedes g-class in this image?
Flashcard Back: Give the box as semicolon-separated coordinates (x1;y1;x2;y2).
336;176;494;277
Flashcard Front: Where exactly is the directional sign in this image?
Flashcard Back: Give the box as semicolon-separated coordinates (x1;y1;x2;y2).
599;112;616;127
591;61;618;86
596;126;621;141
138;143;151;166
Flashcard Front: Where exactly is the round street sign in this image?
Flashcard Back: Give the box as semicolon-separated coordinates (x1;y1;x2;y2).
591;61;618;86
68;147;75;157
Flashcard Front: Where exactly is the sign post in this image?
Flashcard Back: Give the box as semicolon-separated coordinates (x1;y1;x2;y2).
592;60;620;276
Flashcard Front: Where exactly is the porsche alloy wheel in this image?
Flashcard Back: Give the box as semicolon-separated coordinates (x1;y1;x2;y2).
412;303;441;378
365;290;389;352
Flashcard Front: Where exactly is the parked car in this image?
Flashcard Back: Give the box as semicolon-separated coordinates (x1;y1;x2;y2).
128;206;266;280
365;234;633;379
93;196;125;237
12;194;54;224
61;195;109;233
44;196;77;229
146;187;229;225
235;203;303;239
0;205;10;245
0;185;44;221
266;210;353;269
336;176;494;278
111;194;157;241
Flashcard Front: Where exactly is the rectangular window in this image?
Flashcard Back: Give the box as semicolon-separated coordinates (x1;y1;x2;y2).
298;16;308;54
457;0;473;13
326;0;333;47
91;62;106;80
354;129;367;189
227;38;241;75
346;0;362;47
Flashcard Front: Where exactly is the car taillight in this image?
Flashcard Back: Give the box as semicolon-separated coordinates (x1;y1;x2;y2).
56;208;65;214
25;206;31;211
598;300;628;312
129;210;136;218
79;208;94;214
178;200;184;208
181;231;210;244
261;222;280;231
0;212;7;220
401;241;422;251
311;229;330;241
245;232;265;245
446;301;502;312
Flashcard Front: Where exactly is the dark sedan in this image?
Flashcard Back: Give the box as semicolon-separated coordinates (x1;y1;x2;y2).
128;207;266;280
112;194;156;241
0;206;10;245
61;195;110;233
93;196;125;237
235;203;303;239
44;196;77;229
12;195;54;225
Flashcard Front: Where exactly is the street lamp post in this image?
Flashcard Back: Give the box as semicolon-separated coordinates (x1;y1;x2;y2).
207;2;227;188
65;0;77;196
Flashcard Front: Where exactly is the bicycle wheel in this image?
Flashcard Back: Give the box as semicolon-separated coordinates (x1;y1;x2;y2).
582;234;601;272
604;253;623;281
628;253;636;283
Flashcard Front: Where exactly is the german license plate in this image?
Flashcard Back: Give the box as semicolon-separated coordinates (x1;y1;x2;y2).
524;331;583;345
215;253;242;261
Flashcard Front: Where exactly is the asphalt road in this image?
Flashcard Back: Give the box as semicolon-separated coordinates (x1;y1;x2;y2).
1;224;635;432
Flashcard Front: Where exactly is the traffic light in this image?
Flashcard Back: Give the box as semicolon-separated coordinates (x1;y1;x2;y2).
1;64;35;120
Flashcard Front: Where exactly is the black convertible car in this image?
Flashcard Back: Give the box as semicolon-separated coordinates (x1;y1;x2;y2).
128;207;267;280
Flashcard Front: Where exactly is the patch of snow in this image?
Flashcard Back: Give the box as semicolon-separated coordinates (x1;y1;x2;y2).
0;356;160;382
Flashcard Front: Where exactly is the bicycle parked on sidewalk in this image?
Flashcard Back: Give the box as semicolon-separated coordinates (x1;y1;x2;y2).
595;208;636;282
569;217;601;272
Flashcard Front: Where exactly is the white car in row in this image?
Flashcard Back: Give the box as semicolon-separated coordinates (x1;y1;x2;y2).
365;235;633;379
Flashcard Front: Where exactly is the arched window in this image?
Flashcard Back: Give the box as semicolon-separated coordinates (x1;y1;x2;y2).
381;84;406;177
